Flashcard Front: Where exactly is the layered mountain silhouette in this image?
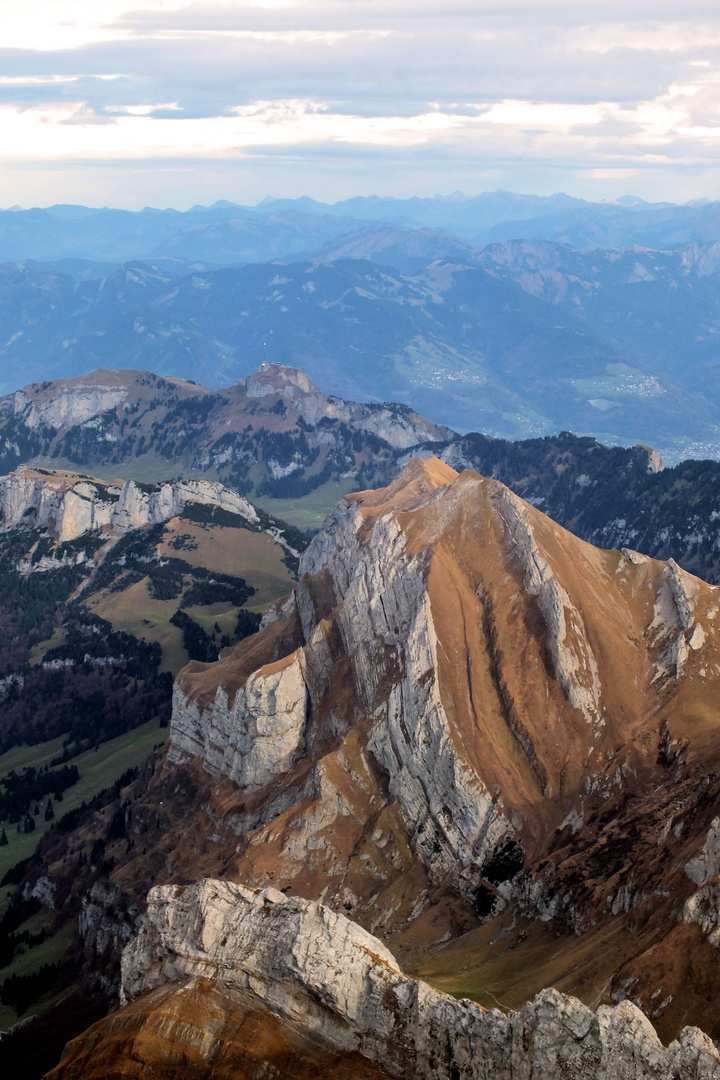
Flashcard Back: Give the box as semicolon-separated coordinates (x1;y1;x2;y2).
5;364;720;585
0;364;450;497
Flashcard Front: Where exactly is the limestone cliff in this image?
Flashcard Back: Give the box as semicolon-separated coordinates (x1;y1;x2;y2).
6;378;131;432
49;880;720;1080
170;460;720;899
0;468;258;546
242;364;454;449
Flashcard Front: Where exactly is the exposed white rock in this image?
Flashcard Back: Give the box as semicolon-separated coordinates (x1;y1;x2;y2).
497;487;602;727
120;879;720;1080
682;880;720;947
666;559;699;630
28;874;56;909
302;495;513;894
651;559;704;680
686;819;720;885
109;478;258;534
171;481;513;897
169;652;309;793
682;819;720;947
241;364;453;449
11;382;130;431
0;470;258;546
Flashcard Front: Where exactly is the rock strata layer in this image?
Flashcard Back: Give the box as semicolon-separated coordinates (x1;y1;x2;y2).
161;457;720;1037
49;879;720;1080
169;459;720;910
0;468;258;544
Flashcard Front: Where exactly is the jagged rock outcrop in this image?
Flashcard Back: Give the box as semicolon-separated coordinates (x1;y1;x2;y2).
0;468;258;545
170;651;308;792
243;364;454;449
686;819;720;886
7;379;130;431
682;819;720;946
49;879;720;1080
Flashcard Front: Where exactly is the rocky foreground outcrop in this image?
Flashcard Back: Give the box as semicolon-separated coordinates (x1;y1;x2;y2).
48;879;720;1080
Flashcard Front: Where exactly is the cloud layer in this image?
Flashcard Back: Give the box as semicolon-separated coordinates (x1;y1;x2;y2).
2;1;720;207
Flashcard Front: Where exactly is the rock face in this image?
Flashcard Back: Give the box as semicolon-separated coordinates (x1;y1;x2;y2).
49;879;720;1080
10;380;130;431
170;459;720;903
164;458;720;1036
169;651;308;792
243;364;454;449
0;468;258;545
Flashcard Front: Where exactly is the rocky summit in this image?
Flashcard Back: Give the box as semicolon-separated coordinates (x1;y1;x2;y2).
169;458;720;922
14;456;720;1073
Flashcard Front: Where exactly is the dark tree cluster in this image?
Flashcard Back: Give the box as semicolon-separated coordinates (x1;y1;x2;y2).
181;571;254;609
0;764;78;822
0;962;65;1015
234;609;262;641
0;611;172;754
0;418;53;475
169;609;217;663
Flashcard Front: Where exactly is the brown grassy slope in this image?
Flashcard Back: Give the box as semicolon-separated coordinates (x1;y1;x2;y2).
46;978;393;1080
170;458;720;1034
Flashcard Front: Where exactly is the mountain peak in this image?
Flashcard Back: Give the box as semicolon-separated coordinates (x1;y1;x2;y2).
348;455;458;515
244;363;321;399
165;461;720;1045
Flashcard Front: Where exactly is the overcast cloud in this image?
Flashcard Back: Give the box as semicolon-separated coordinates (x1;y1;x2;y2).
2;1;720;207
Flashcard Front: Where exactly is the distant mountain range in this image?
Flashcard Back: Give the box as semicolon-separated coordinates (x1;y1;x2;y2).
5;192;720;266
4;191;720;459
2;246;720;459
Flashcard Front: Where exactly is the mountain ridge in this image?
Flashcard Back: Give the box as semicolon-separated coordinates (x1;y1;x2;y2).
7;456;720;1072
0;364;451;499
8;364;720;590
47;879;720;1080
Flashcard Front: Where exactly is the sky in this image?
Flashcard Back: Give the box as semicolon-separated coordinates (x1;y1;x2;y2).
2;1;720;208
